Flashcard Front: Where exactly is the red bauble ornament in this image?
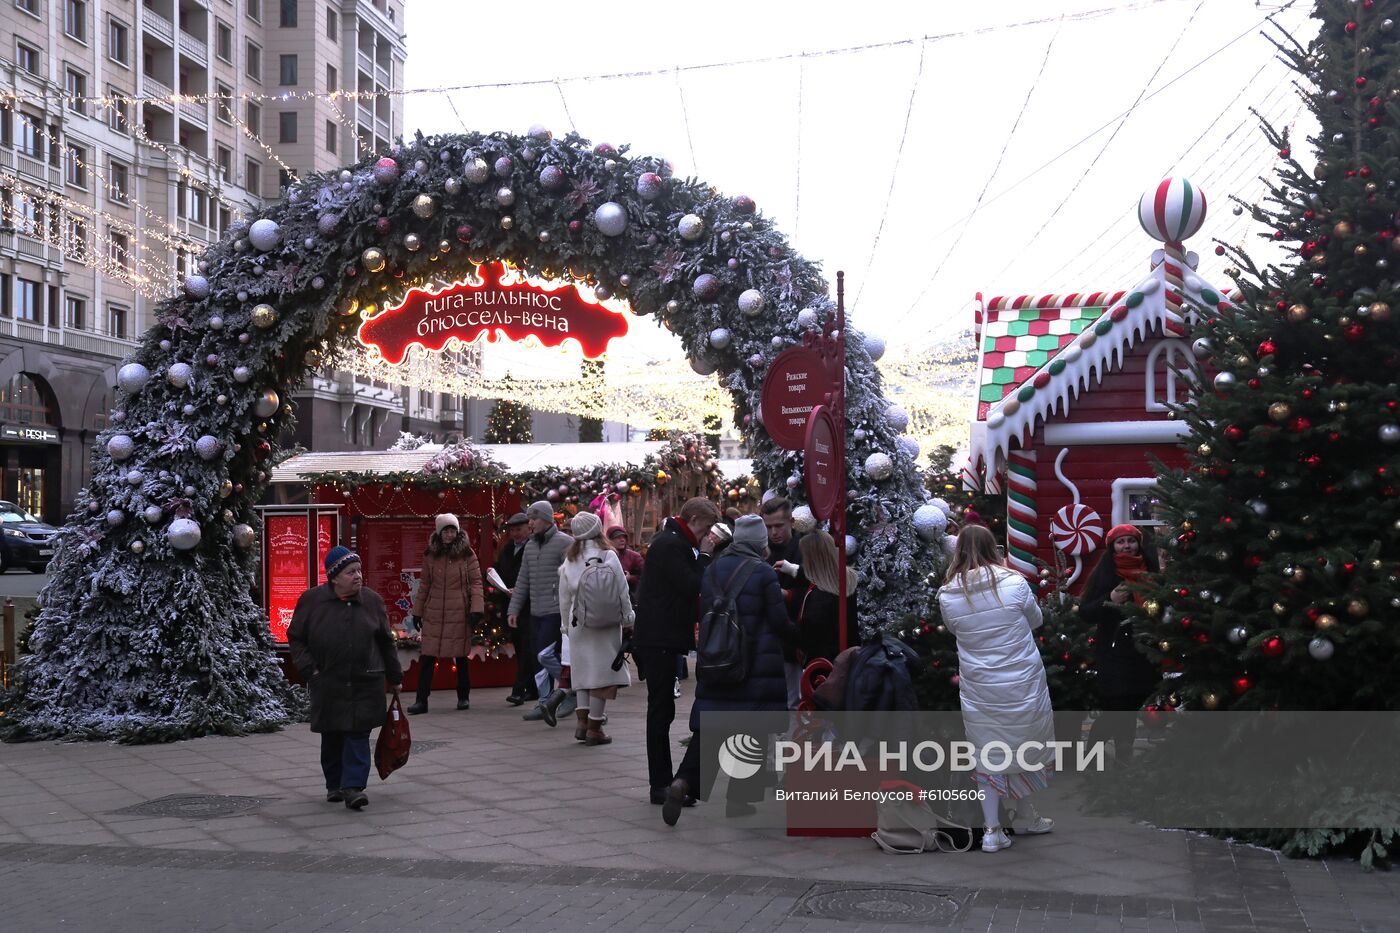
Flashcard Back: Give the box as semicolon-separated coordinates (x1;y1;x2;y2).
1303;454;1322;468
1369;117;1380;128
1324;485;1337;495
256;441;272;460
1273;230;1285;240
1248;378;1261;389
1356;76;1368;88
1345;21;1358;33
1276;300;1289;310
1220;515;1233;525
1196;633;1210;644
1328;432;1341;443
1345;324;1365;341
1279;147;1291;157
1215;245;1226;256
1258;339;1277;355
1313;276;1325;287
1248;555;1263;569
1306;607;1321;621
1175;587;1190;598
949;674;960;686
1288;417;1312;433
455;224;473;242
1360;166;1372;178
1262;637;1284;658
1231;676;1252;696
569;220;582;233
375;217;391;233
1302;388;1315;399
1225;425;1244;440
1343;562;1356;574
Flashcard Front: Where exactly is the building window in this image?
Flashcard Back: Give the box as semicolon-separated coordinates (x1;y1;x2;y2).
16;114;44;159
326;7;337;40
245;41;261;82
15;0;39;16
326;63;337;92
1145;339;1194;412
279;54;298;85
66;69;87;115
186;187;208;226
280;0;296;27
14;196;39;237
246;0;260;23
215;83;234;124
15;279;39;321
325;119;336;153
107;86;130;133
245;100;261;134
15;41;40;76
277;168;295;192
64;216;87;260
108;17;129;65
215;20;232;62
65;144;87;188
109;231;130;272
278;111;297;143
245;158;261;196
0;374;55;424
65;0;86;42
217;206;231;236
108;159;129;203
64;295;85;330
108;304;127;338
216;144;232;180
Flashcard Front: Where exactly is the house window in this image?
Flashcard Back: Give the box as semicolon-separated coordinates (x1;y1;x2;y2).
66;69;87;115
17;114;43;159
245;158;261;196
108;159;129;202
47;121;59;166
326;7;337;40
245;41;261;82
108;17;129;65
65;144;87;188
279;54;297;85
15;0;39;16
107;86;130;133
217;206;231;236
1111;477;1164;528
215;83;234;124
15;41;40;76
15;195;41;237
246;0;260;23
1145;339;1194;412
15;279;39;321
278;111;296;143
109;231;130;271
216;145;232;180
326;63;337;92
215;20;232;62
279;0;296;27
65;0;86;42
245;100;261;133
186;187;208;226
64;216;87;260
65;295;85;330
325;119;336;153
108;304;127;338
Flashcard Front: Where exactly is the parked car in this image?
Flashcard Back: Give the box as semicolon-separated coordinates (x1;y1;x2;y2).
0;501;57;573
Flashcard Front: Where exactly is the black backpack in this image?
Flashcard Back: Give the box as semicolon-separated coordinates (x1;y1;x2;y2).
695;558;761;686
813;634;921;712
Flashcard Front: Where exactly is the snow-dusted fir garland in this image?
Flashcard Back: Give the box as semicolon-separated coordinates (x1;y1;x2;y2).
3;127;932;742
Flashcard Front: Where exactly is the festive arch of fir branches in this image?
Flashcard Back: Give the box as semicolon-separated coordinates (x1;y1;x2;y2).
2;128;931;742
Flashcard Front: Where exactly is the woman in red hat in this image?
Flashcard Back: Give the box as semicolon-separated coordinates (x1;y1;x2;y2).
1079;524;1159;764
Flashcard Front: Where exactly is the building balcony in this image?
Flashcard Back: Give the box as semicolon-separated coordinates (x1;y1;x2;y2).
179;100;208;128
178;30;208;63
143;75;176;108
439;410;464;431
0;319;135;360
142;8;175;45
15;153;51;183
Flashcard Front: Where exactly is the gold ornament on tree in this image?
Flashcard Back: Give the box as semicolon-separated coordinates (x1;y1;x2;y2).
250;304;278;329
361;247;386;273
1268;402;1292;421
1316;613;1338;629
411;194;436;219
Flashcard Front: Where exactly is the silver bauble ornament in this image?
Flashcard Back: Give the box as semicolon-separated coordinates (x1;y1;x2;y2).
495;186;515;207
107;434;135;461
1380;424;1400;444
1247;498;1269;518
791;505;817;534
709;328;732;349
232;523;256;549
1213;371;1236;390
853;428;867;442
167;517;202;551
1192;337;1212;358
864;452;895;481
897;436;921;461
318;213;340;235
443;177;462;195
143;505;163;524
196;435;221;461
913;504;949;541
797;308;819;329
126;470;144;486
1308;637;1335;661
183;274;210;299
403;233;422;252
1232;204;1244;216
527;123;552;141
247;218;281;251
845;535;858;558
117;363;150;394
886;403;909;433
737;289;765;317
1227;625;1248;645
255;388;280;419
166;362;193;388
678;214;705;241
233;366;252;384
864;335;886;361
690;355;718;376
106;509;125;527
615;481;630;494
130;540;144;554
216;394;228;405
208;315;224;330
464;157;490;184
412;194;436;219
594;201;628;237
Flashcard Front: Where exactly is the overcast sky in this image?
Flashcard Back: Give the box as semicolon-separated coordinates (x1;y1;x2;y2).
399;0;1314;382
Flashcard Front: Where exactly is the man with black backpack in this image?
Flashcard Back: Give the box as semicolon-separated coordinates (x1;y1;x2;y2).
662;514;799;826
633;497;721;807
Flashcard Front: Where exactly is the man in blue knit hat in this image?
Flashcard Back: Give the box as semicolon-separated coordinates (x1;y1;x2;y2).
287;545;403;811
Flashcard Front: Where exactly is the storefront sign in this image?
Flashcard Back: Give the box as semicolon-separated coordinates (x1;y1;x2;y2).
358;262;629;364
0;425;59;444
804;405;841;520
760;346;834;450
358;518;436;631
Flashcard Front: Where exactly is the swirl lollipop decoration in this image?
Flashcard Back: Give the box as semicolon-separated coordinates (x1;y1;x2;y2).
1051;503;1103;556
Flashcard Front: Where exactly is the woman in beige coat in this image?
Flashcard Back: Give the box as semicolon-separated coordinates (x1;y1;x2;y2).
407;514;484;714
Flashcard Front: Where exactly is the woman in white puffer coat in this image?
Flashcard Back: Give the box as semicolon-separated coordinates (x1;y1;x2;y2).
936;524;1056;853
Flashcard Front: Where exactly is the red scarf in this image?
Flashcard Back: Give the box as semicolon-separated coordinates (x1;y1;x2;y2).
1114;553;1148;604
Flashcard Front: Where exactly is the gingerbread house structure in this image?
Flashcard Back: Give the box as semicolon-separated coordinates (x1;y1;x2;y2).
964;179;1233;591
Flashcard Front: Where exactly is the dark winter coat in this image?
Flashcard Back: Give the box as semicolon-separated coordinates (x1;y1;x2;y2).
690;545;799;728
412;531;485;658
1079;557;1157;698
634;517;712;652
795;585;859;665
507;525;572;618
287;583;403;733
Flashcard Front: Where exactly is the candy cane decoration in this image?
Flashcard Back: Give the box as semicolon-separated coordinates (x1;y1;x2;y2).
1006;449;1037;580
1049;449;1103;586
1138;178;1206;337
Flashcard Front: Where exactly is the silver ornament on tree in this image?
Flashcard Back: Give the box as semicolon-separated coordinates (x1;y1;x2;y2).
897;436;920;461
1227;625;1248;645
864;452;895;481
1192;337;1212;358
864;335;886;361
1213;371;1236;390
594;202;628;237
464;157;490;184
737;289;765;317
318;213;340;235
796;308;819;329
208;315;224;330
118;363;150;394
403;233;422;252
791;505;817;534
255;388;280;418
167;518;202;551
1247;499;1269;518
143;505;163;524
167;363;193;388
709;328;732;349
615;481;630;494
247;218;281;251
107;434;135;461
443;177;462;195
690;355;717;376
233;366;252;384
1379;424;1400;444
106;509;125;527
130;540;145;554
845;535;858;558
184;275;210;299
412;194;436;219
126;470;144;486
196;435;222;461
886;403;909;433
678;214;705;241
1308;637;1335;660
913;504;949;541
232;523;256;549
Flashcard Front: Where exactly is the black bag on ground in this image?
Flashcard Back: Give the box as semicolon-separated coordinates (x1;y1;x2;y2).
695;558;761;686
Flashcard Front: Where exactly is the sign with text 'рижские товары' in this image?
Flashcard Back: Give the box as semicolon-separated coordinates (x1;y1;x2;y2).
357;262;629;364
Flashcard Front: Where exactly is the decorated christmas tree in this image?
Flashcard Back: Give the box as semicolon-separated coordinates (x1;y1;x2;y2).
1141;1;1400;714
485;381;533;444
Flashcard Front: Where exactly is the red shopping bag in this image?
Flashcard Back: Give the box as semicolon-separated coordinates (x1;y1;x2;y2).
374;694;412;780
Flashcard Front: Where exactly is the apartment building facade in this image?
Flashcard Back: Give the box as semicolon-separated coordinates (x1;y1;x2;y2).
0;0;461;524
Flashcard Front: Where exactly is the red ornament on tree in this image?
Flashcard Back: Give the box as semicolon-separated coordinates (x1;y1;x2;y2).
1345;324;1365;341
1356;76;1368;88
1258;339;1277;356
1345;21;1358;33
1262;637;1284;658
1225;425;1244;440
1232;676;1252;696
1288;417;1312;433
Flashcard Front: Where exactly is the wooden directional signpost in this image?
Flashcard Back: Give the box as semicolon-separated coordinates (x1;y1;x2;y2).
761;273;849;650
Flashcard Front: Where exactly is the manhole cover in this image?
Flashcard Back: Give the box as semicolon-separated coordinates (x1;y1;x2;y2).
412;740;448;753
115;794;266;820
797;886;963;925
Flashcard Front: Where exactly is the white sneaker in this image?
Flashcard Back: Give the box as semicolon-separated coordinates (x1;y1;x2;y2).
1021;816;1054;835
673;682;682;698
981;828;1014;853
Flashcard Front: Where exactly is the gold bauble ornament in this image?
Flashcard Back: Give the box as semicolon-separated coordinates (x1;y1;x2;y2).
250;303;277;329
219;479;234;498
1268;402;1292;422
1310;253;1329;268
1234;354;1251;367
1159;640;1173;653
361;247;386;273
1355;244;1370;258
1366;182;1379;194
1369;301;1392;322
1334;220;1354;238
342;297;359;316
1144;600;1161;618
1347;599;1370;618
411;194;436;219
1314;160;1331;179
1316;613;1338;630
1291;566;1308;583
1273;602;1288;616
439;240;452;254
222;509;234;523
1267;528;1281;541
1201;693;1221;711
1287;304;1310;323
1198;444;1213;457
1181;520;1193;531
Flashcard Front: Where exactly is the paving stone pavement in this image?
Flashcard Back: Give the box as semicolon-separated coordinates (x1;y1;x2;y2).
1;681;1398;932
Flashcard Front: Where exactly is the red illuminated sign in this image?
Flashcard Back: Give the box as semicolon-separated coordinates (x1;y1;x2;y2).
357;262;630;364
760;345;836;451
265;514;310;644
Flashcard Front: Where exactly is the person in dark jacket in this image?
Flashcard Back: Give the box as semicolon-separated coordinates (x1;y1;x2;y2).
494;513;533;705
287;546;403;811
633;496;720;805
1079;524;1158;764
794;530;859;666
663;515;799;826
